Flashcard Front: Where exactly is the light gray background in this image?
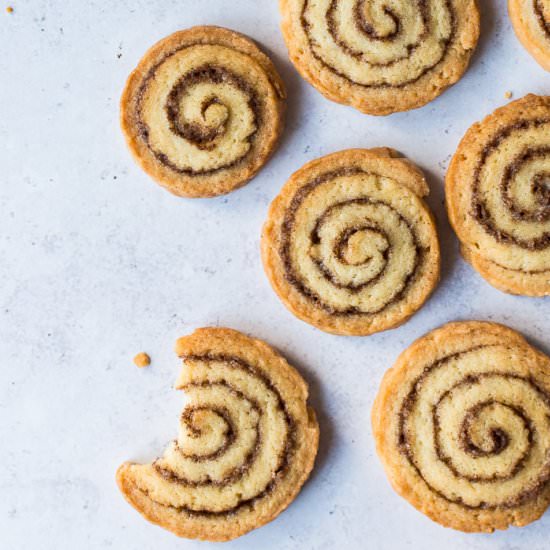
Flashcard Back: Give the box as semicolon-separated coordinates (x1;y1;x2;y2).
1;1;549;548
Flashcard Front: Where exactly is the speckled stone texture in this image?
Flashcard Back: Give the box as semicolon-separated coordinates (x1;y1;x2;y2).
1;1;549;549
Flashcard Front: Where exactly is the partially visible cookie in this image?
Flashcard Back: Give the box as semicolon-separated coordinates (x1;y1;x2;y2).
279;0;480;115
117;327;319;541
121;26;286;198
372;321;550;532
446;94;550;296
261;148;440;336
509;0;550;71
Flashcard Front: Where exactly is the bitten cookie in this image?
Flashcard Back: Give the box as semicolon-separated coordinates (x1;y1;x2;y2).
279;0;480;115
372;321;550;533
121;26;286;198
446;94;550;296
261;148;440;336
509;0;550;71
117;328;319;541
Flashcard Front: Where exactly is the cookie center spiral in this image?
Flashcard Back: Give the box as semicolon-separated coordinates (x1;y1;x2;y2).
302;0;454;87
399;345;550;509
137;45;262;175
165;66;255;152
333;226;389;266
281;169;431;314
470;118;550;270
459;401;514;458
355;0;403;40
141;354;297;516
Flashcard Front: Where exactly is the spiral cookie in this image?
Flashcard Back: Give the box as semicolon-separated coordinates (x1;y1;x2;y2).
262;148;440;336
372;321;550;532
117;328;319;541
509;0;550;71
446;94;550;296
279;0;480;115
121;27;286;198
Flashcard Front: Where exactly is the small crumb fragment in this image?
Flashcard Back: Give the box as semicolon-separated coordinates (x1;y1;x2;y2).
504;91;513;99
133;352;151;368
6;6;14;13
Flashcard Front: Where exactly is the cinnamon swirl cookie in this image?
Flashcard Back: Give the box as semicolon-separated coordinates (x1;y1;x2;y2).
279;0;480;115
446;94;550;296
509;0;550;71
261;148;440;336
372;321;550;532
117;328;319;541
121;27;286;198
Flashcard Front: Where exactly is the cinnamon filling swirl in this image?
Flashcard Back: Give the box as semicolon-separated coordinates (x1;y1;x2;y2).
534;0;550;38
446;95;550;294
398;345;550;510
137;354;297;518
136;55;261;176
300;0;456;88
280;168;426;316
469;118;550;269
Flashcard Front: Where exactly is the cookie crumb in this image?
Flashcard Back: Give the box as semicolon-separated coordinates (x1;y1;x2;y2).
133;352;151;368
504;91;513;99
6;6;14;13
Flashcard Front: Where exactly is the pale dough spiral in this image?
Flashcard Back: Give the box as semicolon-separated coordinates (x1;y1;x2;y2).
117;328;319;541
446;94;550;295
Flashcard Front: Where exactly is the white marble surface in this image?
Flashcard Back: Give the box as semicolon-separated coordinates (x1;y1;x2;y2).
1;1;549;548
